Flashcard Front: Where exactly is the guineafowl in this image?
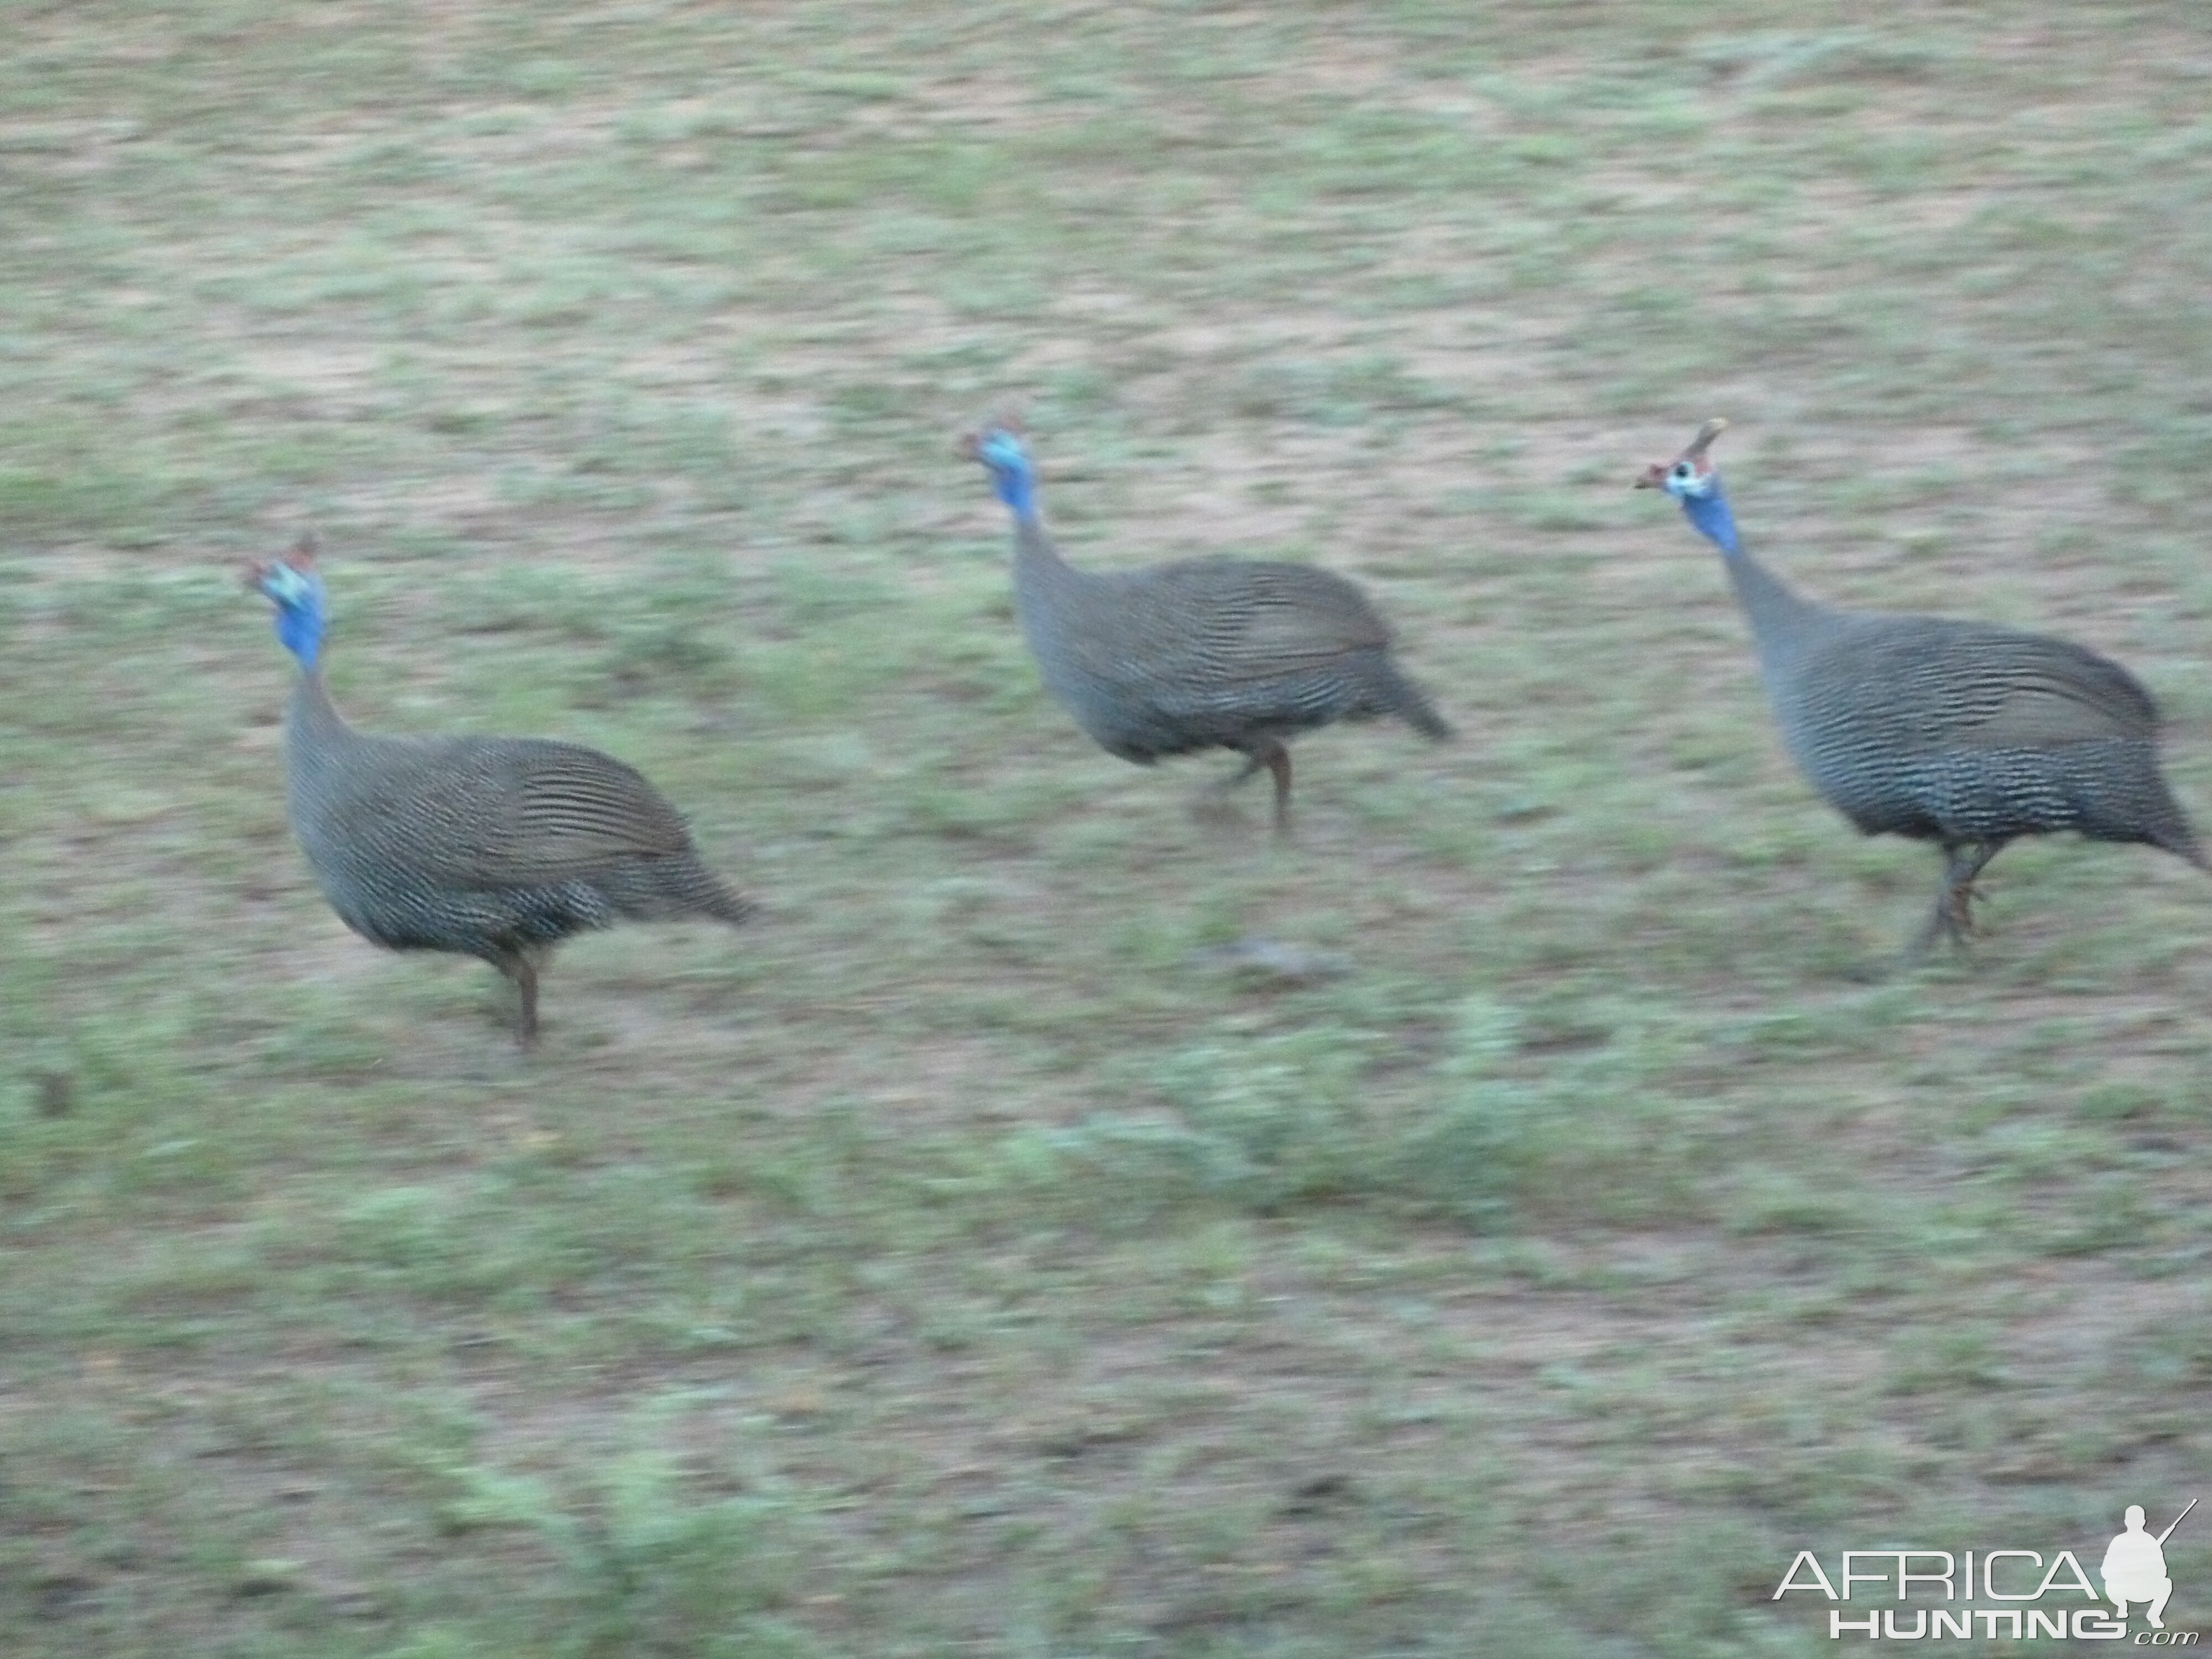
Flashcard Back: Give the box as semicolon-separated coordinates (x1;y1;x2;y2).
962;425;1451;832
246;538;754;1044
1638;418;2204;955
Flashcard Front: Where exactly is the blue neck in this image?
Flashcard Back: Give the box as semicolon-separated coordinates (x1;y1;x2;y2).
1682;482;1741;557
276;601;326;668
994;468;1038;523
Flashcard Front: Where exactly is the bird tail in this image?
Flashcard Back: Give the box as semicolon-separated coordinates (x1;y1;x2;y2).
604;853;758;927
2142;785;2207;872
693;877;759;927
1376;661;1453;741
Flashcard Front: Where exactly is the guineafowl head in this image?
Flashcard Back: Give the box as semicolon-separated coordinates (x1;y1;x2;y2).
244;535;328;667
962;425;1039;519
1636;418;1740;555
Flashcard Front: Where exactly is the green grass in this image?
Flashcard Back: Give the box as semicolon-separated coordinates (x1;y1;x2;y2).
7;2;2212;1653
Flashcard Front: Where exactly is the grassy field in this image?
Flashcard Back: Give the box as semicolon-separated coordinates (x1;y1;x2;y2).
7;2;2212;1653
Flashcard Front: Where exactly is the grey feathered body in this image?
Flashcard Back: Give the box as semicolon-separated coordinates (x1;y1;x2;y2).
1010;517;1451;763
1723;551;2201;861
284;671;752;968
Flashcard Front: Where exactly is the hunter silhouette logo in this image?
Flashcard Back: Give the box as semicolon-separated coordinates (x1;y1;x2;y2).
1774;1500;2199;1641
2106;1501;2193;1631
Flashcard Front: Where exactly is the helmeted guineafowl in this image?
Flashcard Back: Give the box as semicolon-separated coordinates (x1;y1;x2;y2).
962;425;1451;832
246;537;754;1044
1638;418;2204;954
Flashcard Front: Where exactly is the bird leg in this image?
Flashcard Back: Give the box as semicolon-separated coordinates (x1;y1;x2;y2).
515;954;540;1047
1194;758;1256;827
1205;742;1295;835
492;947;546;1047
1910;841;2007;959
1239;739;1294;836
1947;840;2006;939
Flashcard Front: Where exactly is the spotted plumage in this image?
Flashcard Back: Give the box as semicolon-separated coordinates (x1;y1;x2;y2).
1639;418;2203;954
247;538;753;1043
964;426;1451;831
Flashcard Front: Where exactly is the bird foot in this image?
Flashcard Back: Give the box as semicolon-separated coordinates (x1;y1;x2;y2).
1906;883;1983;961
1947;877;1989;941
1190;792;1251;829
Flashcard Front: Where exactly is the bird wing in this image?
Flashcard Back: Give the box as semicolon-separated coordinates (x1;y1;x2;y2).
339;737;693;887
477;740;695;879
1161;559;1391;681
1811;619;2164;750
1961;676;2158;745
1941;630;2162;747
